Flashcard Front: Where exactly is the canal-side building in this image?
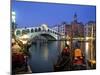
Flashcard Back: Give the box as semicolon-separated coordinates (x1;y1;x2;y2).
51;22;68;40
84;21;96;37
51;24;59;32
64;24;72;40
84;21;96;61
51;22;73;41
71;13;84;38
59;22;67;36
58;22;71;40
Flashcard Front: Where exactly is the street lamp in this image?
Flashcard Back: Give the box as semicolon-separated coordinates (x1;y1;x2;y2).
12;11;16;38
66;35;70;45
90;25;94;60
12;11;16;23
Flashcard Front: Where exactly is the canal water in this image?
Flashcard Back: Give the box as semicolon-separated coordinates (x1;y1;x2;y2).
28;40;96;73
28;41;66;73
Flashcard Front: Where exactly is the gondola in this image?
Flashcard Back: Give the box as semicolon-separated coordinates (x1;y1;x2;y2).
54;46;71;71
72;48;87;70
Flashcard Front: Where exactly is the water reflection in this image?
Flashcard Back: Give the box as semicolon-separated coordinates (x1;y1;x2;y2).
28;41;61;73
85;42;89;59
28;40;96;73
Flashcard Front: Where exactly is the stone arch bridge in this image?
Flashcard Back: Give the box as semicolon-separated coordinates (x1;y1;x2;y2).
14;24;61;41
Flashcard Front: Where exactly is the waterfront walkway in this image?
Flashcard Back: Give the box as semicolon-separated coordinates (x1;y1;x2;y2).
12;38;32;74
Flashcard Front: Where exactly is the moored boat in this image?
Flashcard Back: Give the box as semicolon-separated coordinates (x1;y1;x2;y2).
54;45;71;71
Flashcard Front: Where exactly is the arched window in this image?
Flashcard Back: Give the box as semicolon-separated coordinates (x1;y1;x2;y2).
16;30;21;35
48;29;49;32
31;29;34;33
50;30;52;33
55;32;57;34
35;28;37;32
26;29;30;33
38;28;41;31
22;30;26;34
52;31;54;33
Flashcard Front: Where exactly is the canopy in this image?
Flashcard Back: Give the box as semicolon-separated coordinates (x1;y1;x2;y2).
19;34;30;44
12;44;21;50
19;34;30;40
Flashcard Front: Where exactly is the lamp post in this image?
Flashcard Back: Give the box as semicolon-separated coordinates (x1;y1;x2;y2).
90;25;94;60
89;24;96;69
12;11;16;37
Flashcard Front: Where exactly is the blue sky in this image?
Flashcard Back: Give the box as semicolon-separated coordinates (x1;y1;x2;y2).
12;0;96;28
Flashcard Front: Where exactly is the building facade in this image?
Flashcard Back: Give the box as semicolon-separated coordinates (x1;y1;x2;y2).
84;21;96;38
71;13;84;38
84;21;96;61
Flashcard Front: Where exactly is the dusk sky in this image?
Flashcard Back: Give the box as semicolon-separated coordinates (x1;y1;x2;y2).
12;0;96;28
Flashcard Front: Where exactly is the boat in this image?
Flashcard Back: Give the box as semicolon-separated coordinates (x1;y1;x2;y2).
54;46;72;71
72;48;87;70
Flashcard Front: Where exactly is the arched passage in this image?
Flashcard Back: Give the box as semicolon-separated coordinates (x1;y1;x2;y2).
16;30;21;35
30;32;57;41
31;29;34;33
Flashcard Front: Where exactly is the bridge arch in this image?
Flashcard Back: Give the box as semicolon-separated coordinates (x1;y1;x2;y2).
22;29;27;34
38;27;41;32
31;28;34;33
30;31;58;40
16;30;21;35
35;28;38;32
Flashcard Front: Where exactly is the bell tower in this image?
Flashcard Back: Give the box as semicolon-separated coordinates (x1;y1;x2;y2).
73;13;77;23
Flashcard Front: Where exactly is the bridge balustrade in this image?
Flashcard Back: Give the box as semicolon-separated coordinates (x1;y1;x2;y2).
31;29;34;33
15;27;60;40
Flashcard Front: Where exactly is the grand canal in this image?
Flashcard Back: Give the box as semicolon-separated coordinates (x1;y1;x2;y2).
28;40;96;73
28;41;63;73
